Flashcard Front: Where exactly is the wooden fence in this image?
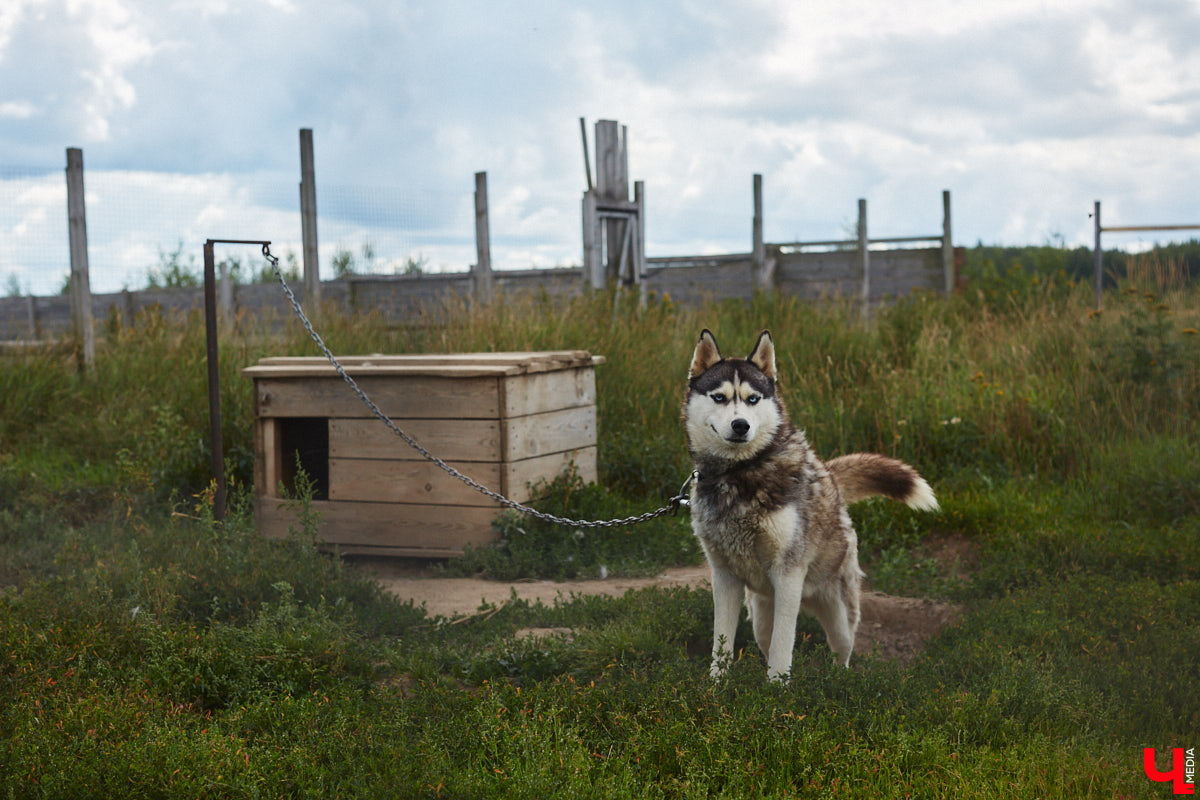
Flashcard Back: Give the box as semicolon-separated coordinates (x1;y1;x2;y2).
0;243;958;341
1090;200;1200;308
0;134;958;343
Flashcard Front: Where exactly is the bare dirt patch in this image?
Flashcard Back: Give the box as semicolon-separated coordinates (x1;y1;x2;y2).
367;562;961;663
923;532;979;583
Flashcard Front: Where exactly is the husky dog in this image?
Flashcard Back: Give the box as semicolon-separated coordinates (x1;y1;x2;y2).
684;329;938;681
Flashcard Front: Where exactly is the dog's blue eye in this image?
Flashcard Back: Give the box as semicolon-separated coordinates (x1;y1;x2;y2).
711;393;727;403
747;395;760;405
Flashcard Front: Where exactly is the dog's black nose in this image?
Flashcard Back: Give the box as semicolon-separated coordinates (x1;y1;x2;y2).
731;418;750;437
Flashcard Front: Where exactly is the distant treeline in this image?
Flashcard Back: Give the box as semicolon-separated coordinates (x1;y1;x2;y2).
964;239;1200;286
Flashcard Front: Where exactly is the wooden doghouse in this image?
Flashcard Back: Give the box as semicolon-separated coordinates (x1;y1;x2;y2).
242;351;603;557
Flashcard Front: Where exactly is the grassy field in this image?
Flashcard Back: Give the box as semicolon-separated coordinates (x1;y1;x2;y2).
1;252;1198;797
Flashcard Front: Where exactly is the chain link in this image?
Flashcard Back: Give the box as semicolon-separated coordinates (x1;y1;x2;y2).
260;244;692;528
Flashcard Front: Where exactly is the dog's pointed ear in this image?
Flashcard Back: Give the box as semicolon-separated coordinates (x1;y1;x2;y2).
689;329;722;378
747;330;776;381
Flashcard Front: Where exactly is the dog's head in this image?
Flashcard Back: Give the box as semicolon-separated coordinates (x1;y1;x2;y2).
684;329;783;461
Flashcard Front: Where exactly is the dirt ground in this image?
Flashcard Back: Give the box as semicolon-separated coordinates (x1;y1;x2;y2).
366;562;962;664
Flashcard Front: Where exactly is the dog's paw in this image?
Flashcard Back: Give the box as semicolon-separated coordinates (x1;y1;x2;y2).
709;645;737;679
767;667;791;683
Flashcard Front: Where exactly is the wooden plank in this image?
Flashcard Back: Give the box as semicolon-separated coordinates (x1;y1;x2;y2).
646;253;752;266
256;498;498;554
503;446;598;499
256;351;587;363
244;363;525;379
245;359;603;378
503;367;595;418
330;417;502;462
329;457;503;506
254;375;500;419
253;351;596;368
253;418;265;494
504;406;596;462
260;419;280;494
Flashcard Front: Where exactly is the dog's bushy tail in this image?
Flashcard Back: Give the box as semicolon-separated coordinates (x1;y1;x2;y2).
826;453;939;511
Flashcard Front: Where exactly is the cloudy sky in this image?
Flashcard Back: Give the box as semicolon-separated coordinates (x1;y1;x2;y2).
3;0;1200;294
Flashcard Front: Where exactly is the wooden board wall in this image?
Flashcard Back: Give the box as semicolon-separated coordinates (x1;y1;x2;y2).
249;357;600;556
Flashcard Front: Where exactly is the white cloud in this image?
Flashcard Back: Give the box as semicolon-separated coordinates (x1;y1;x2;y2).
0;100;38;119
0;0;44;60
67;0;161;141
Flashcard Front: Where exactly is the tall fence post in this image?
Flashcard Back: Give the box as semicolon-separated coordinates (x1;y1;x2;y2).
595;120;628;285
941;189;954;295
857;198;870;323
582;190;601;289
634;179;646;307
1093;200;1102;310
752;173;767;290
473;171;494;305
299;128;320;304
65;147;95;369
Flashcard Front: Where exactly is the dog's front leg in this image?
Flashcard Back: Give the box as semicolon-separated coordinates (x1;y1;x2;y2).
709;563;743;678
765;569;805;681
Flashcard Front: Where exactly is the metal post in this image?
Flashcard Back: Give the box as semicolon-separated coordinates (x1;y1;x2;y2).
473;171;493;305
858;198;870;323
65;147;95;369
299;128;320;304
941;190;954;295
202;238;273;523
203;240;226;522
1093;200;1102;310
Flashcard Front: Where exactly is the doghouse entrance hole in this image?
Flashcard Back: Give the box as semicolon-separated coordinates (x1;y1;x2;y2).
278;417;329;500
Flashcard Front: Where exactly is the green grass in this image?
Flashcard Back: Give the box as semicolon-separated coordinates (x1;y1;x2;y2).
2;249;1199;797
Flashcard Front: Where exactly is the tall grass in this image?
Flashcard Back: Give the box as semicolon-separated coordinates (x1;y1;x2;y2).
6;254;1195;503
2;256;1198;584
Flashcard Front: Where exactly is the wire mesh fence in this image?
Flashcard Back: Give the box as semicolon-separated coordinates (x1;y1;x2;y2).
0;164;579;299
0;166;68;297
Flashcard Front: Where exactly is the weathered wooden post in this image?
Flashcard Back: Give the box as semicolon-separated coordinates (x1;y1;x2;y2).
941;190;954;295
858;198;870;323
65;147;94;369
1092;201;1103;310
634;180;646;306
581;190;600;288
473;171;494;305
299;128;320;304
581;119;641;291
579;117;594;192
595;120;628;286
752;173;767;290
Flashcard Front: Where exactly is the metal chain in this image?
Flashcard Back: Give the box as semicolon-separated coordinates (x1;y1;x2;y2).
260;243;693;528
